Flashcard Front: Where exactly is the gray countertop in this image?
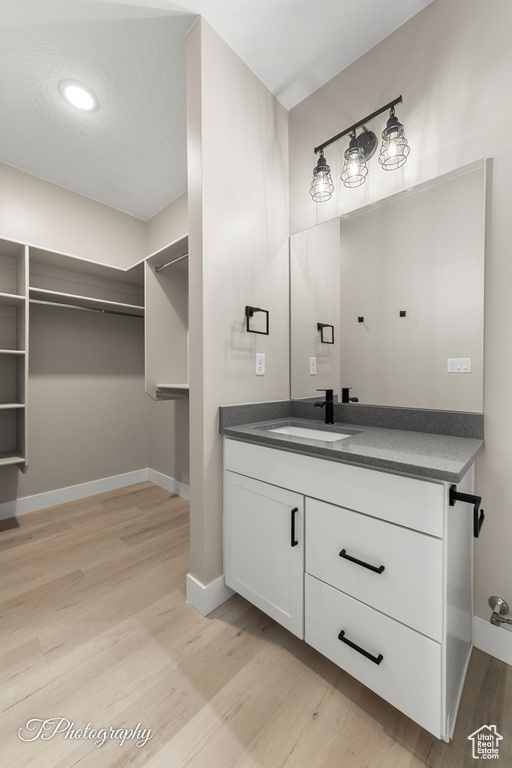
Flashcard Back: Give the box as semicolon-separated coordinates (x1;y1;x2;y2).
220;417;484;482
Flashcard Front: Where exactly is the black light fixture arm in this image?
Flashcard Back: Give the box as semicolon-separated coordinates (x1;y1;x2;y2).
314;96;403;155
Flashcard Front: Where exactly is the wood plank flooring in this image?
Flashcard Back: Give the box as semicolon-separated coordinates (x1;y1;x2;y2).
0;481;511;768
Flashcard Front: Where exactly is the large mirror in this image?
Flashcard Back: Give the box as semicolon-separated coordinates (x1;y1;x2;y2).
290;162;485;412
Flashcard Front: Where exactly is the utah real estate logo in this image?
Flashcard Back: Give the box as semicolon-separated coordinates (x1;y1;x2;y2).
468;725;503;759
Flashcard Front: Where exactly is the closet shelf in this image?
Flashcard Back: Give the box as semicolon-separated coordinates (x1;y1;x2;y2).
0;403;25;410
0;349;25;355
29;287;145;317
155;385;189;400
0;292;26;307
0;451;25;467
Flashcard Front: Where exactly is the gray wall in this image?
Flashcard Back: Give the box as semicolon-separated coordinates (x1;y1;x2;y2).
187;19;290;586
288;0;510;622
24;306;147;493
147;398;189;485
0;162;146;269
0;305;147;504
147;191;188;255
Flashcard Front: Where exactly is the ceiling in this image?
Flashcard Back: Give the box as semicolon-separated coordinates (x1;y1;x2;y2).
0;0;432;220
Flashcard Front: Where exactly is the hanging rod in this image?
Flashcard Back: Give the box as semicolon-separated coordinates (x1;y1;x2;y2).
29;299;143;319
314;96;403;154
154;253;188;273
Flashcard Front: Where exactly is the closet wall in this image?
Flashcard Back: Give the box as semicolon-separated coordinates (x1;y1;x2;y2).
19;306;146;498
0;162;189;507
0;163;146;268
148;191;188;255
147;192;190;485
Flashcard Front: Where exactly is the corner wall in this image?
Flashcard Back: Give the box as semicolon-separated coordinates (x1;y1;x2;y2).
0;162;147;268
147;191;188;255
187;19;289;587
288;0;512;622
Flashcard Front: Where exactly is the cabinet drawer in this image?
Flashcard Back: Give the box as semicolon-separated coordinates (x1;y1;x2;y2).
224;439;445;537
305;575;442;738
306;498;443;640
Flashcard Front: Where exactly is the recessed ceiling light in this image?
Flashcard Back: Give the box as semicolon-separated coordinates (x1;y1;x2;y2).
59;81;98;112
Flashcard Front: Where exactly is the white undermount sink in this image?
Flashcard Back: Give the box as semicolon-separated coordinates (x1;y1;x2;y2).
268;425;353;442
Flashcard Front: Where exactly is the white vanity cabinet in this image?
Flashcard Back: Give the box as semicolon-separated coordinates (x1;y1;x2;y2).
224;472;304;638
223;437;475;742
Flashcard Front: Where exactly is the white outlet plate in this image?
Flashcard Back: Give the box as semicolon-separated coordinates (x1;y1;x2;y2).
309;357;317;375
447;357;471;373
255;353;265;376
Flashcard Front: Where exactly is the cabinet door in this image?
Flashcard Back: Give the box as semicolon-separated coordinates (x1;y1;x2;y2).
224;471;304;638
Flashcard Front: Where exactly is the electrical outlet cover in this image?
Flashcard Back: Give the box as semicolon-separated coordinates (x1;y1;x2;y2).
255;353;265;375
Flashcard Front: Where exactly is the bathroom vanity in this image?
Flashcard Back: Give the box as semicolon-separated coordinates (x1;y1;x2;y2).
220;160;487;742
221;406;484;742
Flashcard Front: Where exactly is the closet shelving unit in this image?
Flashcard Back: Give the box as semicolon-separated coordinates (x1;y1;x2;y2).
145;235;189;400
29;247;145;318
0;240;145;473
0;231;189;473
0;238;29;468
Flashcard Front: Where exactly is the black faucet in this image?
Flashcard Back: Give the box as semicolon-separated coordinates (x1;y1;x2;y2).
315;389;334;425
341;387;359;404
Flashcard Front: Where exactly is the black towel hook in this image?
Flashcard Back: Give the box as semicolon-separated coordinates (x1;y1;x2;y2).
449;484;485;538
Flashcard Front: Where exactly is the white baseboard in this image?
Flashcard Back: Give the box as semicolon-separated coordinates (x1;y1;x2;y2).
147;468;190;500
186;573;235;616
473;615;512;667
0;468;190;521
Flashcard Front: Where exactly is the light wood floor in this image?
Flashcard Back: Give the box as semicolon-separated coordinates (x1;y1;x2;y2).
1;482;511;768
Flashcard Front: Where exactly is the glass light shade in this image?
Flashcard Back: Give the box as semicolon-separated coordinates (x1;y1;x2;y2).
341;140;368;188
310;153;334;202
379;115;410;170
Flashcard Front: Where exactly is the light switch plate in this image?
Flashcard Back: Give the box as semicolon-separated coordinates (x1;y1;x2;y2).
255;353;265;376
309;357;317;375
447;357;471;373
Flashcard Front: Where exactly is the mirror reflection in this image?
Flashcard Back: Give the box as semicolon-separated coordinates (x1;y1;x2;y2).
290;163;485;412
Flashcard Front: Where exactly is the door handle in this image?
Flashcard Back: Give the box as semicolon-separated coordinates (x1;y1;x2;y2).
291;507;299;547
338;630;383;665
339;549;385;574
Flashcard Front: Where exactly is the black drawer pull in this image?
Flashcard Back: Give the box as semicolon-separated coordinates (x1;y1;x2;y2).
339;549;385;574
291;507;299;547
338;630;384;665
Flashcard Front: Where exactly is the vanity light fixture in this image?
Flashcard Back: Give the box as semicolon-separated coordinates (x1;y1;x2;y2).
379;106;410;170
59;80;98;111
310;96;410;202
341;132;369;188
309;150;335;202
